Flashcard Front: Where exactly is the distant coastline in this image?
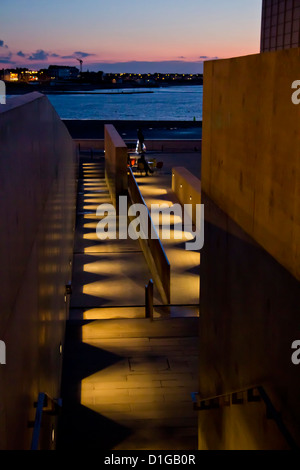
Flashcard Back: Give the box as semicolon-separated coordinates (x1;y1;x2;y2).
7;83;203;121
5;81;202;96
44;90;155;95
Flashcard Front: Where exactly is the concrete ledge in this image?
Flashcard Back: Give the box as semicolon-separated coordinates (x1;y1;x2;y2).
104;125;128;208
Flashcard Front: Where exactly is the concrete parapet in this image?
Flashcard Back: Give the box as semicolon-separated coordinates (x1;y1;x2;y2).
128;168;171;305
0;92;77;449
104;125;128;208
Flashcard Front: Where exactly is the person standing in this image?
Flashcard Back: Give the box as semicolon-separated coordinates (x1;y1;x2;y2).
137;128;145;154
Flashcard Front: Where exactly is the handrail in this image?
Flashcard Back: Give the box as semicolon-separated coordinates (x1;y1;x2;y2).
30;392;62;450
192;385;299;450
145;279;154;320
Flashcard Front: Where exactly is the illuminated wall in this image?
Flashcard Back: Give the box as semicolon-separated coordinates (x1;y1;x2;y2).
0;92;77;449
104;124;128;209
202;47;300;282
199;48;300;449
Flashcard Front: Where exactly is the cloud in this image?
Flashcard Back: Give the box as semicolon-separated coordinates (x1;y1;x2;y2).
50;53;60;57
199;55;219;61
0;58;15;64
0;51;15;64
0;40;8;48
17;51;26;57
28;49;49;61
178;56;186;59
74;51;95;58
61;51;95;59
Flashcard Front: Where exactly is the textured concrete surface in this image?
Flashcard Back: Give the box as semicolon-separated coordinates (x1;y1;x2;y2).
0;92;77;449
59;316;199;450
199;49;300;449
199;192;300;449
136;172;200;306
202;48;300;282
70;159;161;308
58;154;200;450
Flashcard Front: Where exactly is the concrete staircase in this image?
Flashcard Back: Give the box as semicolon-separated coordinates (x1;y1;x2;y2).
57;155;199;450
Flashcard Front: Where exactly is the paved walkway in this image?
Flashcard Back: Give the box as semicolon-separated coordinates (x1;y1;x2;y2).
57;155;199;450
133;166;200;308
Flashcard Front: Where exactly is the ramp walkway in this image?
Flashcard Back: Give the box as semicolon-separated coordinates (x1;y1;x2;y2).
57;154;198;450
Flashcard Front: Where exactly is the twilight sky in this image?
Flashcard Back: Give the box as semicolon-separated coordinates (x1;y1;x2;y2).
0;0;262;73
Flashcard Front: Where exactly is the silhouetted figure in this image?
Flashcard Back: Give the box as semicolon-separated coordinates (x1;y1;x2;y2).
137;128;145;154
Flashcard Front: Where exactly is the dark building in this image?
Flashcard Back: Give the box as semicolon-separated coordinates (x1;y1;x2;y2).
260;0;300;52
48;65;79;80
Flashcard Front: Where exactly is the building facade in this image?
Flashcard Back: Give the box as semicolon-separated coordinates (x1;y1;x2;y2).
261;0;300;51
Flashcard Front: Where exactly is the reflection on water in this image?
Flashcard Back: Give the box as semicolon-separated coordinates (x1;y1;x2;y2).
45;85;203;121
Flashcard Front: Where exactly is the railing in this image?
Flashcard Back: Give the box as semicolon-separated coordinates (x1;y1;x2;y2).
192;385;299;450
145;279;154;320
128;168;171;305
29;392;62;450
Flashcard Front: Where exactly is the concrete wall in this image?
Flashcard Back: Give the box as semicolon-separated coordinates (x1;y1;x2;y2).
202;47;300;282
0;92;77;449
199;48;300;449
172;167;201;225
104;125;128;209
199;193;300;449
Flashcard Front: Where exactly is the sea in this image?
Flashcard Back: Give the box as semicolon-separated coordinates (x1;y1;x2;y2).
44;85;203;121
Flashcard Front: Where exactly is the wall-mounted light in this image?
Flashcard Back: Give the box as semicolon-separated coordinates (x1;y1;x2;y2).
51;425;55;443
65;283;72;295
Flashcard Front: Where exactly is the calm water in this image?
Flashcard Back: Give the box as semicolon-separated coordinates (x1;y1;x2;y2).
45;85;203;121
